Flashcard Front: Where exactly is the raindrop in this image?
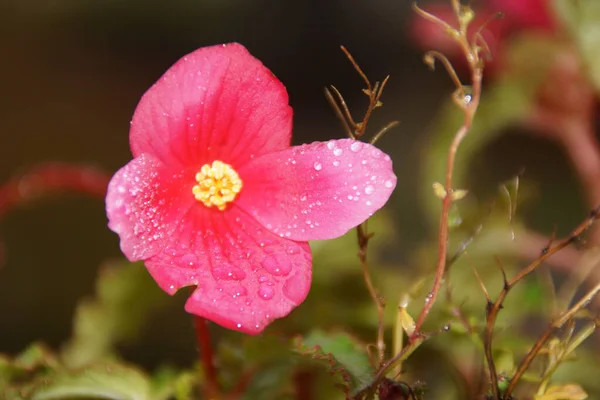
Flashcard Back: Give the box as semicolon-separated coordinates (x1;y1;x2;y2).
261;254;292;276
212;265;246;281
333;148;343;156
350;141;362;152
258;286;275;300
384;180;394;188
327;141;336;150
364;185;375;195
313;162;322;171
333;160;340;167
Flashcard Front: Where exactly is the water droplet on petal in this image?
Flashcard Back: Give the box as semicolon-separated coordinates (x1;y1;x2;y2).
212;264;246;281
261;254;292;276
364;185;374;195
327;141;336;150
333;148;343;156
385;180;394;188
350;141;362;152
333;160;340;167
258;286;275;300
313;162;322;171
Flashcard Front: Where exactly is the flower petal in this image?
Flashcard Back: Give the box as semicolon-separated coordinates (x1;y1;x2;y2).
106;153;194;260
129;43;292;170
237;139;396;241
143;206;312;334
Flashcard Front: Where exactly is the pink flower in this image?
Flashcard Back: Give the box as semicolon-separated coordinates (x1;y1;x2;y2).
105;43;396;334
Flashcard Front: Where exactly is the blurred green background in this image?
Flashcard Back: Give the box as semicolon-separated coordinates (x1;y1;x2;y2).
0;0;588;375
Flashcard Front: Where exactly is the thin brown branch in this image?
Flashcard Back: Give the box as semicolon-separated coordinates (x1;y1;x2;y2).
482;206;600;399
324;87;355;139
505;280;600;398
357;224;386;365
411;32;484;339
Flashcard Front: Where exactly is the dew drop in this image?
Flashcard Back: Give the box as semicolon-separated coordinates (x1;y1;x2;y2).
350;141;362;152
258;286;275;300
333;160;340;167
366;200;372;206
327;141;336;150
313;162;322;171
384;180;394;188
333;148;343;156
364;185;375;195
212;264;246;281
287;245;301;255
261;254;292;276
300;194;307;201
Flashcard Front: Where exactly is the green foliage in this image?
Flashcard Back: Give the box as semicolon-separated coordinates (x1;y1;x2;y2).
61;261;169;368
29;363;152;400
294;330;375;396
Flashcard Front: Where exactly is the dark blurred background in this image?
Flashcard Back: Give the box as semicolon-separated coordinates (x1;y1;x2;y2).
0;0;585;370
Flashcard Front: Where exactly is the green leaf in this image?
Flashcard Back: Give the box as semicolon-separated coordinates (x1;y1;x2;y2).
30;363;151;400
61;261;168;368
554;0;600;93
149;368;195;400
293;330;375;396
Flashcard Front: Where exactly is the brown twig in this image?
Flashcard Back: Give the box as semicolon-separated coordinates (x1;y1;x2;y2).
505;281;600;398
411;1;484;339
326;46;398;366
357;224;387;365
194;316;221;398
482;205;600;399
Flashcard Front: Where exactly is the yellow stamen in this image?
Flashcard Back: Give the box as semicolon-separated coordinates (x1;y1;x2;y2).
192;160;242;210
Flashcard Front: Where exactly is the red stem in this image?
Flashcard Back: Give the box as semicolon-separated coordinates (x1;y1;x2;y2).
0;163;109;218
194;316;220;398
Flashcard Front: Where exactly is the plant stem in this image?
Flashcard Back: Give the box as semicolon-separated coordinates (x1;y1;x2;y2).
194;316;220;399
412;59;483;338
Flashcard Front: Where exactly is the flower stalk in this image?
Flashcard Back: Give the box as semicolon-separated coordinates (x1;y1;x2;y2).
194;316;221;398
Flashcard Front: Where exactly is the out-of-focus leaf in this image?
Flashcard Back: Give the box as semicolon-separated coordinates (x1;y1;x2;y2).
149;367;195;400
422;34;562;224
61;261;168;368
218;335;298;398
13;343;59;371
536;383;588;400
398;307;416;337
30;363;151;400
293;330;375;396
554;0;600;93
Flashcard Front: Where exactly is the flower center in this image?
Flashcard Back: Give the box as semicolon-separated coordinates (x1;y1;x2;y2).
192;160;243;211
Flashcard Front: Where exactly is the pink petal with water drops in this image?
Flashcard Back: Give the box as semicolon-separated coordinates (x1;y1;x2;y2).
143;206;312;334
129;43;292;171
237;139;396;241
106;153;195;261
